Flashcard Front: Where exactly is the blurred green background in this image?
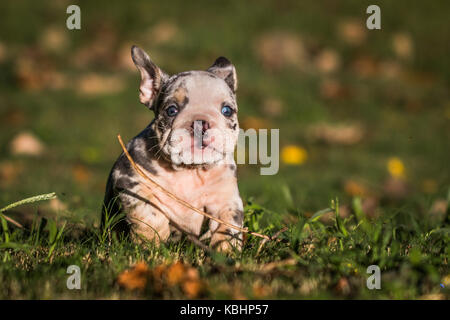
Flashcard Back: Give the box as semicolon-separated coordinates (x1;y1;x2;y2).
0;0;449;225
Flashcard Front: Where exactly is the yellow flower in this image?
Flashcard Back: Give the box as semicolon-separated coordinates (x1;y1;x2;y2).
281;145;308;165
387;157;405;178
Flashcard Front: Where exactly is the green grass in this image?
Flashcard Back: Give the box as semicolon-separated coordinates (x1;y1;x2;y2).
0;193;448;299
0;0;449;299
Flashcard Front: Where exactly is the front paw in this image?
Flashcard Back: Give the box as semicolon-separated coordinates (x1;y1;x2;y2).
210;230;242;253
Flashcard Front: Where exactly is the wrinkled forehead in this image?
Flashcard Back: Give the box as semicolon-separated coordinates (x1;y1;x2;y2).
160;71;236;108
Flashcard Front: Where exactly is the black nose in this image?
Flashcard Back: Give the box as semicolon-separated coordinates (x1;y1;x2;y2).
191;120;210;133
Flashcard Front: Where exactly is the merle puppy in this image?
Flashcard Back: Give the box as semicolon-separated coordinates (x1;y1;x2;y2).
102;46;243;252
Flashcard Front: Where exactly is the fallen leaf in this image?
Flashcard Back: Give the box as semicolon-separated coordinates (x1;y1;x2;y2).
117;262;151;291
182;279;204;299
351;55;378;78
254;31;308;71
10;131;45;156
429;199;447;222
0;161;23;187
14;48;67;91
46;198;68;212
147;21;179;45
240;116;269;130
344;180;368;197
71;22;117;68
39;26;68;53
252;282;271;298
392;33;413;60
166;261;186;286
379;60;402;79
314;49;341;73
335;277;351;295
76;73;125;95
0;108;26;127
262;98;284;117
308;123;364;145
337;20;367;45
319;78;352;100
72;164;91;184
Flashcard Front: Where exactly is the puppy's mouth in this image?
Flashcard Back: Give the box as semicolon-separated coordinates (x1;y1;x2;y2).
191;134;215;150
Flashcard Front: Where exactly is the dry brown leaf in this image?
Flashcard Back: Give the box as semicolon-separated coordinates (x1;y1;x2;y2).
314;49;341;74
240;116;269;130
0;161;23;187
10;131;45;156
117;262;151;291
72;164;91;184
351;55;378;78
429;199;447;222
147;22;179;45
335;277;351;295
254;31;308;71
166;261;186;286
1;108;26;127
182;279;204;299
392;33;413;60
71;23;117;68
261;258;297;272
319;78;351;100
252;283;271;298
46;198;68;212
337;20;367;45
39;26;69;53
76;73;125;95
308;123;364;145
262;98;284;117
344;180;368;197
379;60;402;79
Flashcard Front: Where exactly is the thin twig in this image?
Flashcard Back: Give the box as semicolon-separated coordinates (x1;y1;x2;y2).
117;134;271;241
256;226;288;255
0;213;24;229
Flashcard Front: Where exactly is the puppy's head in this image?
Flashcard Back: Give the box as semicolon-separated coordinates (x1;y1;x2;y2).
131;45;239;167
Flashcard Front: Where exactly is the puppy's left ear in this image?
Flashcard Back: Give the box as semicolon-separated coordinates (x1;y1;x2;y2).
131;45;168;109
207;57;237;93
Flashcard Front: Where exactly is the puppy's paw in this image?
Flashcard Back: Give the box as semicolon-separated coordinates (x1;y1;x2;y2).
211;232;242;253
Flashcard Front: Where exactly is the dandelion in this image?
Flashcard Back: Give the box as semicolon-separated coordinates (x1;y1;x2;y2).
281;145;308;165
387;157;405;178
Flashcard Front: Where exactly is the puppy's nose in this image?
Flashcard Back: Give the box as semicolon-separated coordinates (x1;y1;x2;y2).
191;120;210;134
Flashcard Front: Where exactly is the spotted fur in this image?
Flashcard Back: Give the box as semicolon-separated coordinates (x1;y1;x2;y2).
102;46;243;252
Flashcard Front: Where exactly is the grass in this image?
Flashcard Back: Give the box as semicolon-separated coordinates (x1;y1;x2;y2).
0;0;449;299
0;192;448;299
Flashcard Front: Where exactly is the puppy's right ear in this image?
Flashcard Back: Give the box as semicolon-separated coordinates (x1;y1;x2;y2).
131;45;168;109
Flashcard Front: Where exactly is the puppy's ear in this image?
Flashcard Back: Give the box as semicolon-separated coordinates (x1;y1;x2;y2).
207;57;237;93
131;45;168;108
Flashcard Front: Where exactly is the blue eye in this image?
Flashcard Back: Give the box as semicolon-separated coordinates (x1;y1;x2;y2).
166;105;178;117
221;105;233;117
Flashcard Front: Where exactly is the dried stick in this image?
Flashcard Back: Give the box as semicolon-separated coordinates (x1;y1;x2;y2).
117;134;271;241
256;226;288;255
